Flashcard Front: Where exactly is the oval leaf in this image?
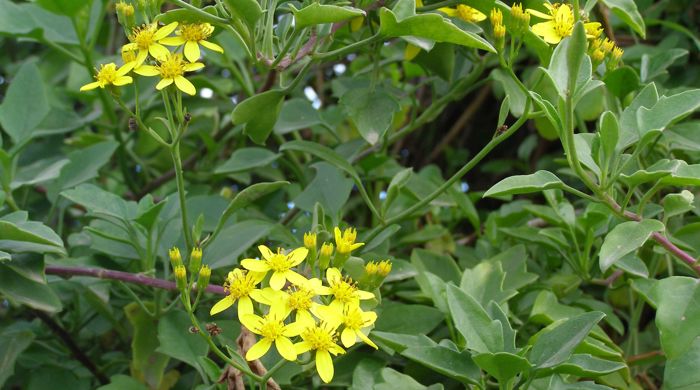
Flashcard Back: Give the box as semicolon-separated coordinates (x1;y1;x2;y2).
484;170;564;198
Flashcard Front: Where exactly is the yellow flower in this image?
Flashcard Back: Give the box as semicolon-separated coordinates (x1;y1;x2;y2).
160;23;224;62
123;22;178;66
115;1;134;17
317;303;378;349
439;5;487;23
303;232;317;249
294;323;345;383
134;52;204;95
121;46;138;71
319;268;374;310
240;245;309;290
168;247;182;268
334;227;364;255
80;63;133;91
210;268;263;317
529;3;601;44
257;278;328;328
174;264;187;290
510;3;531;37
240;311;303;361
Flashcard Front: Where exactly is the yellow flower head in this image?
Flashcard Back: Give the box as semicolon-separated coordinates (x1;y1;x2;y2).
491;8;506;47
258;278;328;328
123;22;178;66
490;8;503;26
365;261;379;275
376;260;392;277
585;22;603;39
439;4;487;23
197;265;211;291
334;227;364;255
317;303;378;349
529;3;601;45
210;268;263;317
240;311;303;361
160;23;224;62
511;3;531;37
321;268;374;310
168;246;182;268
80;63;133;91
115;1;134;17
240;245;309;290
134;52;204;95
295;322;345;383
304;232;317;249
174;264;187;290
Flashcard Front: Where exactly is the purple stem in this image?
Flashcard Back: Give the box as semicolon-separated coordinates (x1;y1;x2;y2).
45;265;226;295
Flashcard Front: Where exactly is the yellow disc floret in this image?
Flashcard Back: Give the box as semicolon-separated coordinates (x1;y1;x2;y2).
80;63;133;91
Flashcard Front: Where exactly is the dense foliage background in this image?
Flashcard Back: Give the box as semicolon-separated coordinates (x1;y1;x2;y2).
1;0;700;389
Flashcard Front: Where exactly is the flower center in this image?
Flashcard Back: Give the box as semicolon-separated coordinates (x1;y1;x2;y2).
456;5;481;22
131;25;157;49
330;278;357;303
267;252;292;272
553;5;574;38
227;272;256;299
288;287;314;311
157;54;186;79
343;311;366;330
302;324;336;351
96;64;118;84
179;23;213;42
259;318;285;340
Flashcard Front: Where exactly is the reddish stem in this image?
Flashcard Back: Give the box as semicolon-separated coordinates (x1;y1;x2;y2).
45;265;226;295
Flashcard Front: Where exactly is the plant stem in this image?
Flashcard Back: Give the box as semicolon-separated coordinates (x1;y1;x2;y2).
171;144;193;250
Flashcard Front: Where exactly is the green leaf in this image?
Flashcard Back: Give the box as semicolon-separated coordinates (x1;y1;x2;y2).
552;354;626;377
618;83;658;149
663;190;695;218
598;111;619;174
0;328;34;387
411;249;460;284
401;345;480;385
215;147;279;174
530;311;605;369
371;331;436;353
156;310;208;371
460;261;517;306
232;90;285;144
47;140;119;201
289;3;365;29
566;22;588;93
446;284;504;353
492;69;527;116
340;88;400;145
599;0;645;38
378;7;495;52
664;337;700;389
274;98;322;134
223;0;262;29
636;89;700;144
206;220;275;269
0;219;65;255
598;220;664;271
124;302;169;389
652;276;700;359
61;183;137;221
0;263;62;312
0;61;49;143
294;163;353;216
36;0;86;16
473;352;532;384
484;170;565;198
375;302;444;335
603;66;640;99
216;181;288;232
97;375;149;390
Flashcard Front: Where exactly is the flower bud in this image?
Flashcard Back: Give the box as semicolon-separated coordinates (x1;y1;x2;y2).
490;9;506;51
510;3;531;37
359;260;392;290
304;232;317;268
115;1;135;31
189;247;202;275
197;265;211;292
169;247;182;270
174;265;187;291
319;242;334;270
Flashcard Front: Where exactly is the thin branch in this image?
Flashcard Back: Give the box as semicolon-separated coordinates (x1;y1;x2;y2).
32;309;109;385
45;265;226;295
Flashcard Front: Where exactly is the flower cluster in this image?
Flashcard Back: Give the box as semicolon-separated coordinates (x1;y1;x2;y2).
207;227;390;383
81;3;223;95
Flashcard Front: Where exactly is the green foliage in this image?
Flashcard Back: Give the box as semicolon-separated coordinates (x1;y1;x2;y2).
1;0;699;388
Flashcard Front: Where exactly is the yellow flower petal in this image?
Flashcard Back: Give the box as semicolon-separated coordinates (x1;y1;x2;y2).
134;65;159;76
531;21;561;44
295;341;311;354
270;271;287;290
116;64;133;77
284;270;308;286
357;290;375;300
210;295;235;315
275;337;298;361
241;259;270;273
240;313;264;333
238;295;254;317
184;40;201;62
333;227;342;244
183;62;204;72
341;328;356;348
155;78;173;90
80;81;102;91
113;76;133;86
135;49;149;66
121;42;138;51
149;43;170;61
200;39;224;53
287;247;309;266
326;268;342;284
160;36;186;46
357;331;378;349
283;321;305;337
154;21;179;41
246;338;272;361
250;288;274;305
258;245;274;260
527;8;552;19
315;350;334;383
438;7;457;16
